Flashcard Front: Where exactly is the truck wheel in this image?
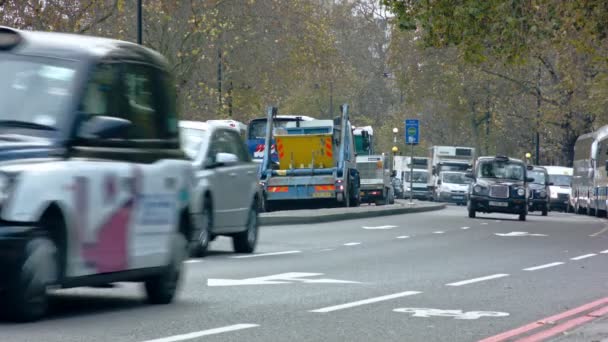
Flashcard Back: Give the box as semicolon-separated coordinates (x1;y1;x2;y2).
191;205;211;258
519;212;527;221
542;207;548;216
145;233;186;305
3;234;58;322
233;205;259;253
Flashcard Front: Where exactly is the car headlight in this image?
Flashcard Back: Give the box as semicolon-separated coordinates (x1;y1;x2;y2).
406;187;411;191
473;185;483;194
517;188;525;196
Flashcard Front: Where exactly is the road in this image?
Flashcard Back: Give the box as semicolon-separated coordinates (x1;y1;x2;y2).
3;206;608;342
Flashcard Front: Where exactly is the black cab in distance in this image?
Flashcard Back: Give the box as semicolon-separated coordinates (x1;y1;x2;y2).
466;156;532;221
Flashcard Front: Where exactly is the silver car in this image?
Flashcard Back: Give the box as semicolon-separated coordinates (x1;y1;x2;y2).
180;120;260;256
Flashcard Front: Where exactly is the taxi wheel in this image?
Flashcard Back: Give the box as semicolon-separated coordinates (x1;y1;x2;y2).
519;212;527;221
542;207;548;216
233;205;258;253
145;233;186;305
3;234;58;322
468;207;476;218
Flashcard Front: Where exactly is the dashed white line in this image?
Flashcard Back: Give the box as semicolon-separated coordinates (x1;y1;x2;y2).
481;222;489;225
184;260;202;264
523;262;564;271
343;242;361;246
446;274;509;287
461;227;470;230
362;225;397;230
141;324;259;342
320;248;334;252
396;235;410;239
231;250;301;259
571;253;597;261
433;231;445;234
600;250;608;254
309;291;421;313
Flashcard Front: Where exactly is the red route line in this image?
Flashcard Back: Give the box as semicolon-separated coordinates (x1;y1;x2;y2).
479;297;608;342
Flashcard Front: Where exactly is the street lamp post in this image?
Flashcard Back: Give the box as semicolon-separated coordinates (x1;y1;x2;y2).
137;0;143;45
392;127;399;172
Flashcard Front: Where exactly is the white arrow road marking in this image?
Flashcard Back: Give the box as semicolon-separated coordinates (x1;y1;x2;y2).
446;274;509;287
495;232;547;237
208;272;360;287
344;242;361;246
523;262;564;271
362;225;397;230
393;308;509;320
310;291;421;313
140;324;259;342
571;253;596;260
231;250;301;259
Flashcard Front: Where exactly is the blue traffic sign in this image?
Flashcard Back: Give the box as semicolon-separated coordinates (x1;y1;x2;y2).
405;119;419;145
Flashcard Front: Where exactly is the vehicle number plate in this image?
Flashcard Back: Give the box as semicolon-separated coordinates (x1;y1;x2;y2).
489;201;508;207
313;192;333;198
452;196;464;200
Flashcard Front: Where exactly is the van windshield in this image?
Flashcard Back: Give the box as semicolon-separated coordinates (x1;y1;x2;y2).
528;170;547;185
549;174;572;186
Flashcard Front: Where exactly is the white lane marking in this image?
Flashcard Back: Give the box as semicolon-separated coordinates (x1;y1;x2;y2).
184;260;202;264
523;262;564;271
446;274;509;287
231;250;301;259
140;324;259;342
571;253;597;260
320;248;334;252
600;250;608;254
433;231;445;234
481;223;489;225
344;242;361;246
393;308;509;320
590;227;608;237
494;231;547;237
310;291;421;313
208;272;360;287
362;225;397;230
461;227;470;230
396;235;410;239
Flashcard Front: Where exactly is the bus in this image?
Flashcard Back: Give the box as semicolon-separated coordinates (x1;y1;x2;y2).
571;125;608;216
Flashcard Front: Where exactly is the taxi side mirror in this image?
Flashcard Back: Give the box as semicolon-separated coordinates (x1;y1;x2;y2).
526;177;535;183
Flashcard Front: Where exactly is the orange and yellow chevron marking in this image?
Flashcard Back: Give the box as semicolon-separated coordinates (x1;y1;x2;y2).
268;186;289;193
315;185;336;191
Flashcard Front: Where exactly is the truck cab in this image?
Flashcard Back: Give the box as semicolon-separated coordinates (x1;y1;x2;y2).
356;155;393;205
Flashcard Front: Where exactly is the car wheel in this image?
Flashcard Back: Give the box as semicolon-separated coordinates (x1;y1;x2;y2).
519;212;526;221
233;204;258;253
145;233;186;305
191;205;211;258
2;234;58;322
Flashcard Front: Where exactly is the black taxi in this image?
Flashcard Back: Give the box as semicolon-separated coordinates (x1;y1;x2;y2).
466;156;533;221
527;166;551;216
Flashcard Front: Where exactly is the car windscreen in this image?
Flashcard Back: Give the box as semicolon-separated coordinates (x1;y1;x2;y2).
528;170;547;185
476;160;525;181
548;174;572;186
442;172;470;184
0;55;77;135
404;171;428;183
180;127;207;159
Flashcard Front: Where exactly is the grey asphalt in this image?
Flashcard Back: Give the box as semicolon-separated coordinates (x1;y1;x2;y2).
3;206;608;342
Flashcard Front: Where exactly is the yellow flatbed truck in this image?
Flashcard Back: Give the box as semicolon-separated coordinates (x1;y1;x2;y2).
259;105;361;210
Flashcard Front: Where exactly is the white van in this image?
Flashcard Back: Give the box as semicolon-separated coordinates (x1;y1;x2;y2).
543;166;573;212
